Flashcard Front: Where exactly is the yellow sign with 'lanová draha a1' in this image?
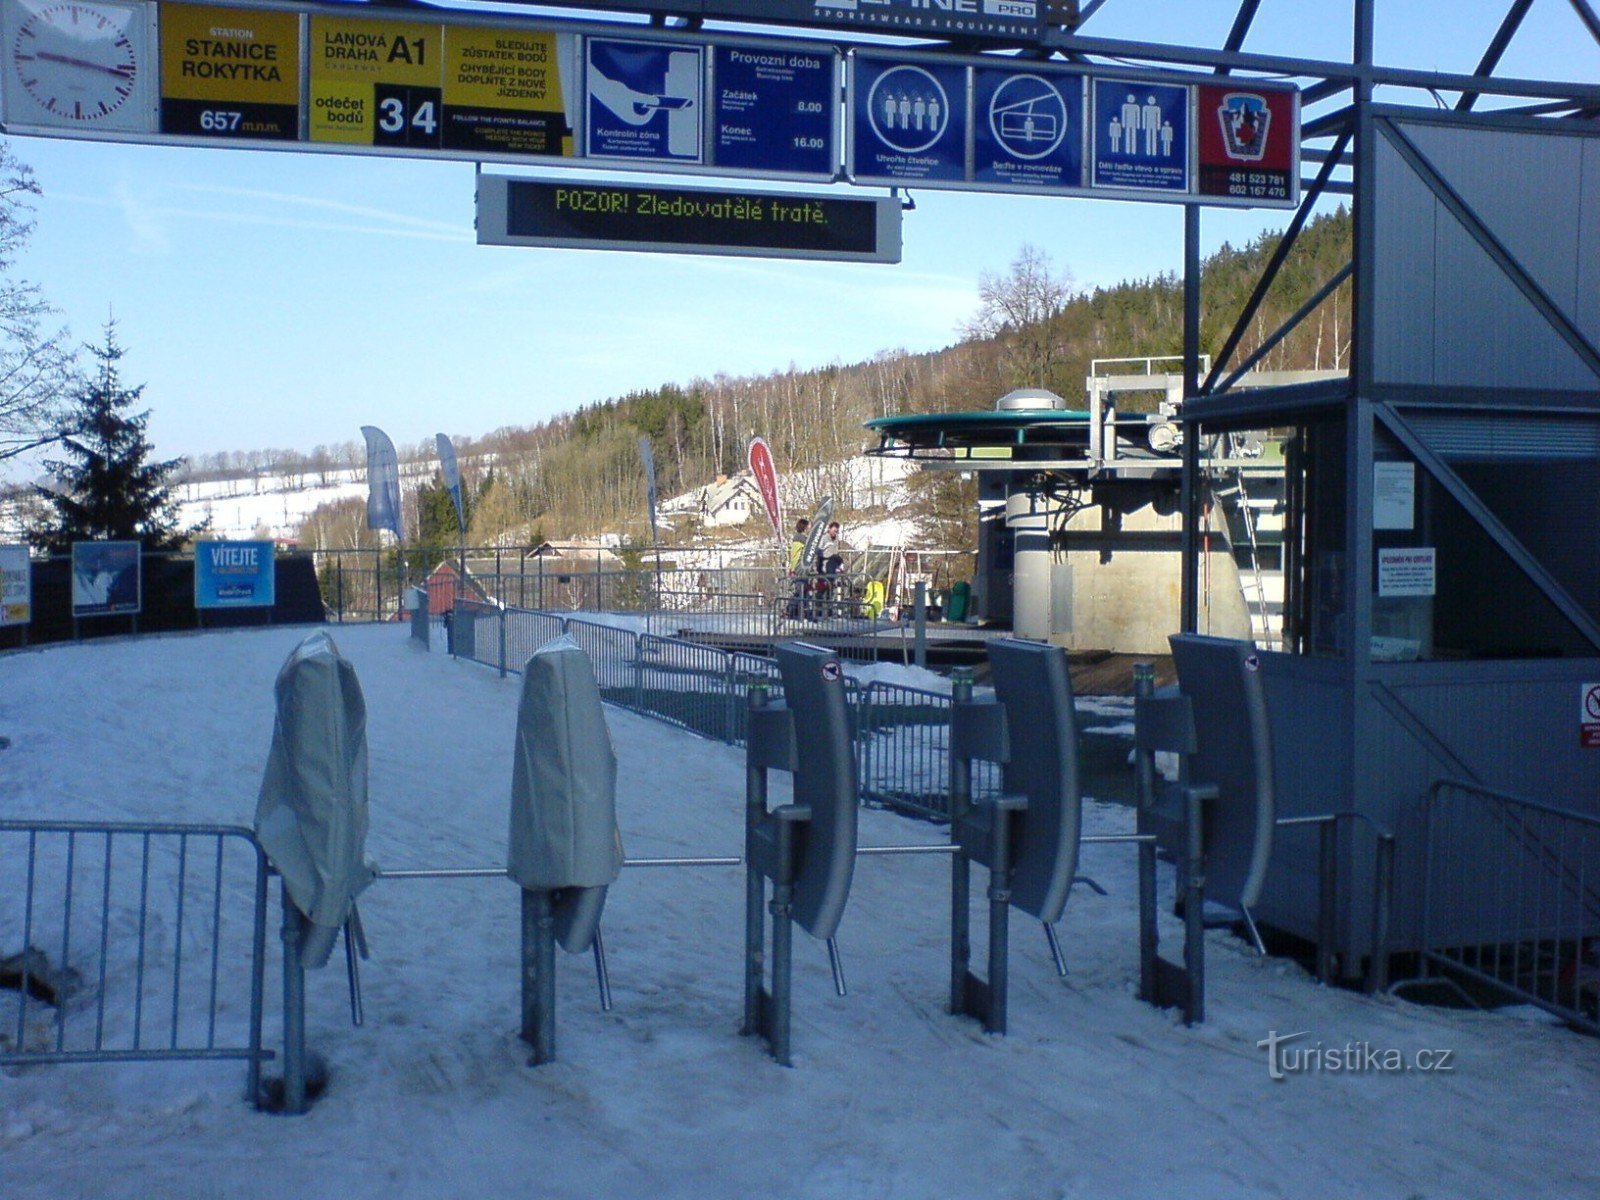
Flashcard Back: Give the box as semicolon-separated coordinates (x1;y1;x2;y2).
159;3;300;140
309;15;443;148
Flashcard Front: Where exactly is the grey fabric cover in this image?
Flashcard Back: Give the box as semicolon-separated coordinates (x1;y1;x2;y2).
255;631;375;968
507;635;624;891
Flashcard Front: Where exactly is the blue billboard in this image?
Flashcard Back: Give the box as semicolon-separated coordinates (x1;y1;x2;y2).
849;55;967;185
1091;79;1191;193
71;541;141;618
712;44;836;177
973;67;1084;190
195;541;276;609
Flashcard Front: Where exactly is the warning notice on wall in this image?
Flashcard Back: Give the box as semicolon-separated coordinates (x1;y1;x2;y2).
1582;682;1600;748
1376;547;1436;597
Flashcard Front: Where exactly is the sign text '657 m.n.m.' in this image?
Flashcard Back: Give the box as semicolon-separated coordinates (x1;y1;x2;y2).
477;176;901;263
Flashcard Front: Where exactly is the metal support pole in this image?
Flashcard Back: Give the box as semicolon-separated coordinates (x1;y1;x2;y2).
768;809;800;1067
1366;833;1395;993
498;604;507;679
741;684;769;1039
984;801;1018;1036
1183;788;1206;1025
1133;664;1159;1004
1316;819;1339;982
521;888;556;1065
1180;205;1202;635
913;581;928;669
948;669;973;1015
280;885;308;1116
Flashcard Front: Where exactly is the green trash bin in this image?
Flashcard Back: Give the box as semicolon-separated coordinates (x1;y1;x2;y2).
946;580;970;623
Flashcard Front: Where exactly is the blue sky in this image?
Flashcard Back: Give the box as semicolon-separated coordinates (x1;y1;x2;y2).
5;0;1598;474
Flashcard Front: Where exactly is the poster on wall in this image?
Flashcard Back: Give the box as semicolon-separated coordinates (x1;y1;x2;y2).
1196;82;1297;204
584;36;704;163
158;3;301;139
1090;77;1190;194
308;13;445;149
0;542;30;626
848;53;967;185
194;539;276;608
71;539;141;617
442;22;577;157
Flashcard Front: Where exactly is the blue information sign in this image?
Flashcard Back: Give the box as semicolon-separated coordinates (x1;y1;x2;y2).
973;68;1084;190
712;44;836;177
1091;79;1191;193
585;39;706;164
195;540;276;610
849;55;966;185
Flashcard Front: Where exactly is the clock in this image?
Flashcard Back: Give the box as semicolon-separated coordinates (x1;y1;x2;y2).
3;0;153;132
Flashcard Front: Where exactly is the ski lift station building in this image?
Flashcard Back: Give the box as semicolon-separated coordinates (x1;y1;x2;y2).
868;109;1600;983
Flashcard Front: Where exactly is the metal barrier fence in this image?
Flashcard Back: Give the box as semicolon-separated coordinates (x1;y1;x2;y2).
1411;779;1600;1033
0;820;271;1099
857;681;999;821
447;602;987;815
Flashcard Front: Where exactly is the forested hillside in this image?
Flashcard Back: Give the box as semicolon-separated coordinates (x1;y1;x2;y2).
289;205;1352;555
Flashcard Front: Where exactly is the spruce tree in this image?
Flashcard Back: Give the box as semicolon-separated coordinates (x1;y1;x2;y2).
33;325;195;553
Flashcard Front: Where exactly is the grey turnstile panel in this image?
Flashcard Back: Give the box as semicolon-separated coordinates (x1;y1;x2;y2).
987;639;1082;924
1169;634;1275;910
508;635;625;893
255;630;375;969
773;642;858;940
553;886;607;954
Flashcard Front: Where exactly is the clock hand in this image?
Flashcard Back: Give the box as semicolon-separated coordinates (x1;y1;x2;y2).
31;50;132;78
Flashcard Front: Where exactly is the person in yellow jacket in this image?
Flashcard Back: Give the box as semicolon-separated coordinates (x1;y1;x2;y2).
786;518;810;617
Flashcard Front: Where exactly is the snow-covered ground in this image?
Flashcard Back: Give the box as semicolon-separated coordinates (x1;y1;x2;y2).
2;625;1598;1199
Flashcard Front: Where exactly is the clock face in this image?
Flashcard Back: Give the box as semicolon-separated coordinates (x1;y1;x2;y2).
4;0;151;131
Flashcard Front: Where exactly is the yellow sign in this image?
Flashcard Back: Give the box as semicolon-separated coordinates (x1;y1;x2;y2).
159;3;300;139
441;24;572;157
309;15;443;146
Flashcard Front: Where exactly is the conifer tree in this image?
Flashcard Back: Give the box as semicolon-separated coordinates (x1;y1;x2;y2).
33;325;195;552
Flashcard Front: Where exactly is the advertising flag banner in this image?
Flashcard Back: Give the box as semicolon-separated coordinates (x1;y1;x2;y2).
436;433;466;534
71;540;141;617
195;539;276;608
0;542;30;626
747;436;783;542
361;425;404;540
638;436;660;545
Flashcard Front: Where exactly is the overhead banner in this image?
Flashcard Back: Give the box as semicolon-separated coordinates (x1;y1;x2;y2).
0;543;30;626
195;539;276;608
71;540;142;617
158;3;301;140
0;1;1295;208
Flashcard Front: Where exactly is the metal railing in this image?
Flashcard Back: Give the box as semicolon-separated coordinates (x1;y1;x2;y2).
1408;779;1600;1033
0;820;271;1099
